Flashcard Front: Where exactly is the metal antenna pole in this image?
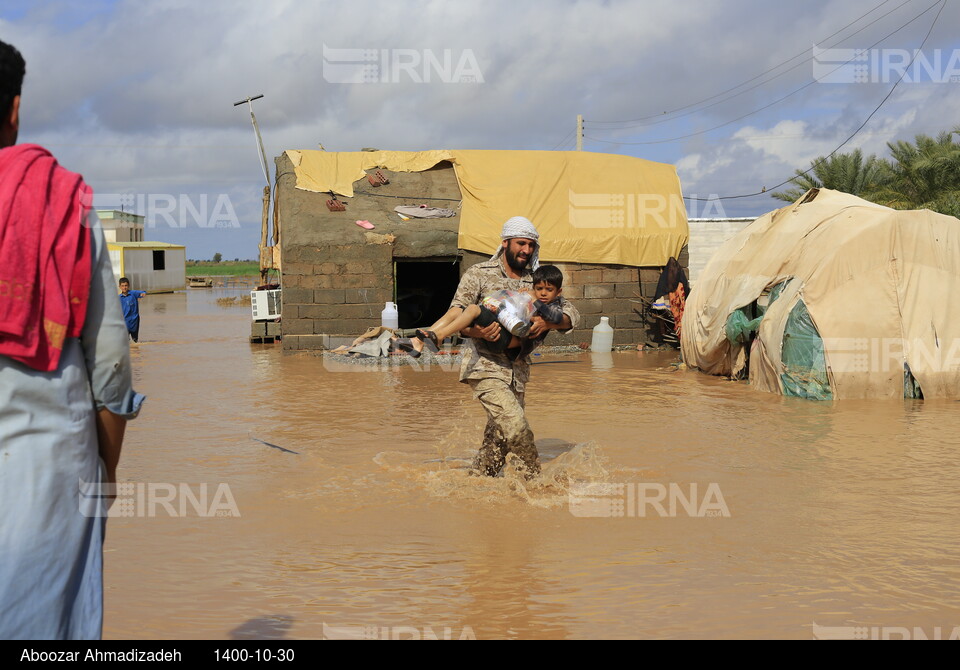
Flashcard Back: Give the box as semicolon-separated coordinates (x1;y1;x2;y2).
234;94;274;281
233;94;270;187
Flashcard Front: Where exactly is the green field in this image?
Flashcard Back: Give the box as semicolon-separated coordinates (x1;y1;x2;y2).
186;261;260;276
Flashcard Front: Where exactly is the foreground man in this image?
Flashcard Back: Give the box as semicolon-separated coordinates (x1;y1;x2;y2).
0;39;142;639
451;216;579;477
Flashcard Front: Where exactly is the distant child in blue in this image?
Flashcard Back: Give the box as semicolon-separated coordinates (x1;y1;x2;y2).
118;277;145;342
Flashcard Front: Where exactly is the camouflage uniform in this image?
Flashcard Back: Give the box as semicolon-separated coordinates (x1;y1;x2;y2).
450;257;580;476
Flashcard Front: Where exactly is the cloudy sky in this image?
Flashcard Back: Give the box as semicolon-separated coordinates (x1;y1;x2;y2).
3;0;958;259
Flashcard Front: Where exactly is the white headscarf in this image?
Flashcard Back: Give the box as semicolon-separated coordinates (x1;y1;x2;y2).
490;216;540;271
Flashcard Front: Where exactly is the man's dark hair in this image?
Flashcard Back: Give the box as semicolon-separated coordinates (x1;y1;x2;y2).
119;277;130;285
0;40;25;118
532;264;563;289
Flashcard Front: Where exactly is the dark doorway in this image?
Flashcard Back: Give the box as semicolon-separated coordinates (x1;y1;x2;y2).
394;258;460;329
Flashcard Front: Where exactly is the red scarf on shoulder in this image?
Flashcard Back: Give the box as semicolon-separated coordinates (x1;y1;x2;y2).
0;144;92;371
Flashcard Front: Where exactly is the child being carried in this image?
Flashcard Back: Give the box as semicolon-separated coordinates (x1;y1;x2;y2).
402;265;566;357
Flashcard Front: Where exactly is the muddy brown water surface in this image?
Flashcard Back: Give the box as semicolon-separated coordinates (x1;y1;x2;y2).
104;290;960;640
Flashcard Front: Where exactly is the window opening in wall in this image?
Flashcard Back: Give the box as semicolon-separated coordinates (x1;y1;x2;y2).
394;258;460;330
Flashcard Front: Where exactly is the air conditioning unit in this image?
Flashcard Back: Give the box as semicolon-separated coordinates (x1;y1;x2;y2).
251;289;281;321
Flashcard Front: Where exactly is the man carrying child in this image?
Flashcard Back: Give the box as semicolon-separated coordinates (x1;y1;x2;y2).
449;216;580;478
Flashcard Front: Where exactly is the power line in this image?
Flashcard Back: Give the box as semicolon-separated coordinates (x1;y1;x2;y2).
585;0;904;128
584;0;944;147
586;0;916;130
550;127;576;151
685;0;947;201
678;129;907;142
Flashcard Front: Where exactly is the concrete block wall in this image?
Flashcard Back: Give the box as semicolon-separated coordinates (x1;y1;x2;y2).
460;248;690;346
281;242;393;351
284;245;689;350
546;262;645;346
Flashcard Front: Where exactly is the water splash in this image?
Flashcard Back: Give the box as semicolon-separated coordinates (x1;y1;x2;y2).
374;440;610;510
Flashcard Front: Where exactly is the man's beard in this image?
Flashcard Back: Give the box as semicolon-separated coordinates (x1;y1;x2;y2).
504;245;531;272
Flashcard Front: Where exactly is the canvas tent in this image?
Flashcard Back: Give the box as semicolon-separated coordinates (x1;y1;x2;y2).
680;189;960;400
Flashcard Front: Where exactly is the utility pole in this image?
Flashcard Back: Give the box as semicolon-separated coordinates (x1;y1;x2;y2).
576;114;583;152
233;94;270;187
233;94;273;283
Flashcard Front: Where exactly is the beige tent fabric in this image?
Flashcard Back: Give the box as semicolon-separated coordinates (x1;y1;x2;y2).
681;189;960;399
285;149;688;267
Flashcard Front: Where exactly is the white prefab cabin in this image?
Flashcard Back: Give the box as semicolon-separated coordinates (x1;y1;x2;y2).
107;242;186;293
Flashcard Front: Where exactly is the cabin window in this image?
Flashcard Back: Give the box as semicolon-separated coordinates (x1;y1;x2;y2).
153;250;165;271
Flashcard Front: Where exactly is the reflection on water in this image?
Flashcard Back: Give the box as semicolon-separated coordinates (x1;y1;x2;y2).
589;351;614;370
104;290;960;639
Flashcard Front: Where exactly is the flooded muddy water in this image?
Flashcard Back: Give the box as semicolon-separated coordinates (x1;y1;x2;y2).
104;289;960;640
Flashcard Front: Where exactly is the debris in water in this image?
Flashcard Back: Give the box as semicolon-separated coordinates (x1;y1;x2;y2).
216;295;252;307
250;435;299;454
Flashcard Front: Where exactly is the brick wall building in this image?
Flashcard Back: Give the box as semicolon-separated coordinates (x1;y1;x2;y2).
274;152;688;350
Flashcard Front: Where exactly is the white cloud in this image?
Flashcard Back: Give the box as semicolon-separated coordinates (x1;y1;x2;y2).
676;152;735;185
4;0;959;255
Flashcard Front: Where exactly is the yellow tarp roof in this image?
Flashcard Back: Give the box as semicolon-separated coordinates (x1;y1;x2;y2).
286;149;688;267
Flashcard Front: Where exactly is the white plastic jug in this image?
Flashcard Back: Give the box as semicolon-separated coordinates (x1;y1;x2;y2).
591;316;614;352
381;301;399;330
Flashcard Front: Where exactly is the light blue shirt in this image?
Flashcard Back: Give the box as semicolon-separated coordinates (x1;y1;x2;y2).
0;212;143;640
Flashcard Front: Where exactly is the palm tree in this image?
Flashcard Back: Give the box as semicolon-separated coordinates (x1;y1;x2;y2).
770;149;890;202
868;128;960;217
